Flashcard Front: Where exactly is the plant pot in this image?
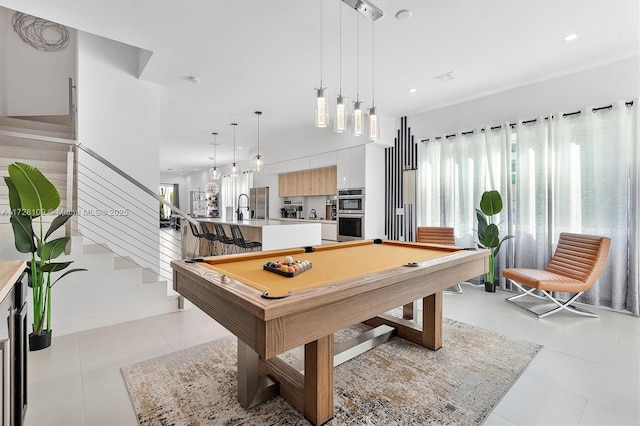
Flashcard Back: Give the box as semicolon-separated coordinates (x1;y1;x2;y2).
484;281;497;293
29;330;52;351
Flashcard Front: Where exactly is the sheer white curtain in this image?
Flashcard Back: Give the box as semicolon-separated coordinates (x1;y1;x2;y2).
417;127;511;286
513;101;639;314
416;100;638;313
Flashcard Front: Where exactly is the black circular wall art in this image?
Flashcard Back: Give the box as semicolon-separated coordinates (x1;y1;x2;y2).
12;12;70;52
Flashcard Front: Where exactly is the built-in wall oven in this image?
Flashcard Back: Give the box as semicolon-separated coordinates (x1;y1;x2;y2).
337;214;364;241
337;188;365;241
337;188;364;215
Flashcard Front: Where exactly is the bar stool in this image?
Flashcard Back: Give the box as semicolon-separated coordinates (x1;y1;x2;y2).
213;223;234;254
187;221;206;259
199;223;218;256
229;225;262;253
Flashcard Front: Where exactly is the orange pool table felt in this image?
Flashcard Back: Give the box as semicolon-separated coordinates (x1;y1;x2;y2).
201;240;462;297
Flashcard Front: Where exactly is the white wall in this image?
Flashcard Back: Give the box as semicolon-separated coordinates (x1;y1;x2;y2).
4;7;76;116
76;30;162;273
406;57;639;138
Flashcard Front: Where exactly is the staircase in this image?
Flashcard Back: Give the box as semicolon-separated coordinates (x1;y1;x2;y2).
0;115;182;336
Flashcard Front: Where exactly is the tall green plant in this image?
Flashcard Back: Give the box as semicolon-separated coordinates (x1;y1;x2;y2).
476;190;513;284
4;162;86;336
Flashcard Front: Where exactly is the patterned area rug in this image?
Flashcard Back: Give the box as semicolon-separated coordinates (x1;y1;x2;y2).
121;319;541;425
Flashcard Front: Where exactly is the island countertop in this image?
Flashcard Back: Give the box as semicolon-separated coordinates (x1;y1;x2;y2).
185;217;322;252
194;217;322;228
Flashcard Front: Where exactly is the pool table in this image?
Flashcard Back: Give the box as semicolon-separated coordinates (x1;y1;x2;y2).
171;239;488;425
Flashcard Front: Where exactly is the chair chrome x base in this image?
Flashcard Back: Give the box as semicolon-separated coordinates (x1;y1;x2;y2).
505;281;598;318
443;283;463;294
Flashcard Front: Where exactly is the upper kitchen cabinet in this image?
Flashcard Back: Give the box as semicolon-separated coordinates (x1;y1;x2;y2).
337;145;365;189
279;166;337;197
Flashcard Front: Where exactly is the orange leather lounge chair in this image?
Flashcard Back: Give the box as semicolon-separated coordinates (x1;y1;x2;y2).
503;232;611;318
416;227;462;293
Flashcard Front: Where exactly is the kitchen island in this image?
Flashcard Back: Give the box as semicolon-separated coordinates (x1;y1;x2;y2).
182;217;322;255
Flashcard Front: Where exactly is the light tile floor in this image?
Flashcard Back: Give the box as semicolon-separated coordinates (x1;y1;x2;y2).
26;285;639;426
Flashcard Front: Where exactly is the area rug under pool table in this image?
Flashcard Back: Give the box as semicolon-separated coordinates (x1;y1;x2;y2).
121;318;541;425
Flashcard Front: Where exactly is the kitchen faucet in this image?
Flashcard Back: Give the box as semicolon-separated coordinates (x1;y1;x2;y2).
236;193;249;220
310;208;317;220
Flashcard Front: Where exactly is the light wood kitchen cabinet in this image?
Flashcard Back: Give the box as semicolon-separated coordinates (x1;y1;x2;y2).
279;166;337;197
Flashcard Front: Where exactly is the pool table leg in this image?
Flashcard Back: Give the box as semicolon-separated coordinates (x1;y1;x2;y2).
304;334;334;425
422;291;443;350
237;339;279;409
402;301;416;319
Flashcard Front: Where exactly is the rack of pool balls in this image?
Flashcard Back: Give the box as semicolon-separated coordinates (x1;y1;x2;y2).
263;255;312;277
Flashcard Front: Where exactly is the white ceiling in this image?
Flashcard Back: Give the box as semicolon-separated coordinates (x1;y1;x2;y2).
2;0;639;174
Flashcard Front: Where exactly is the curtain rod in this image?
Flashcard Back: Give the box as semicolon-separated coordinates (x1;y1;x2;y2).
420;100;634;142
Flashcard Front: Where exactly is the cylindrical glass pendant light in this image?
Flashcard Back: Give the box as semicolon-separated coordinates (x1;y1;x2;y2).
315;0;329;128
368;106;379;141
353;101;364;136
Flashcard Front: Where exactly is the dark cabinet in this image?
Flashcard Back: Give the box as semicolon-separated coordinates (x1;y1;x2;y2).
0;265;27;426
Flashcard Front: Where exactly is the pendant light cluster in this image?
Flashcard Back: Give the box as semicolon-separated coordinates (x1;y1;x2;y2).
209;111;265;179
314;0;382;141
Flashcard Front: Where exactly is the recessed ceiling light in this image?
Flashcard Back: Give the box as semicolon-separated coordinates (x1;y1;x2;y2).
563;33;578;42
395;9;412;20
407;88;417;93
238;146;244;150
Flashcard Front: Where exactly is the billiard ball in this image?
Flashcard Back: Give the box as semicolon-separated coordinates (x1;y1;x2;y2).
284;255;294;265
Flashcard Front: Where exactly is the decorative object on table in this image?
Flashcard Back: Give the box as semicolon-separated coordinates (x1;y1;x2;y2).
476;190;513;292
121;318;541;425
4;162;87;350
263;256;312;277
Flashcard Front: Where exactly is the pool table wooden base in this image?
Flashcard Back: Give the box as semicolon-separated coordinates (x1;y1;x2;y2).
171;241;488;425
238;292;442;425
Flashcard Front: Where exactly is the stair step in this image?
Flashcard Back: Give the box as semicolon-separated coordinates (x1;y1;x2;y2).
7;115;72;126
83;243;112;255
1;116;70;131
0;124;73;140
114;255;140;269
141;268;163;284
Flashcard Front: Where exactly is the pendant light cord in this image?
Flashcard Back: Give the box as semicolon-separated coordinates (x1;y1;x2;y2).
232;123;237;164
371;20;375;105
338;0;342;95
319;0;323;88
356;13;359;102
212;133;217;168
256;112;260;155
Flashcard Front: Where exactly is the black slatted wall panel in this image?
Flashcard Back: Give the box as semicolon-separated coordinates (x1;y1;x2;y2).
385;117;417;240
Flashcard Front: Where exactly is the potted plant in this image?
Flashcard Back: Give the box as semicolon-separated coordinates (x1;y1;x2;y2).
476;190;513;292
4;162;86;350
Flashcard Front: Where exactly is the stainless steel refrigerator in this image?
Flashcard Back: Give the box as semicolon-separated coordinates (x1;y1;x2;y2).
250;187;269;219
